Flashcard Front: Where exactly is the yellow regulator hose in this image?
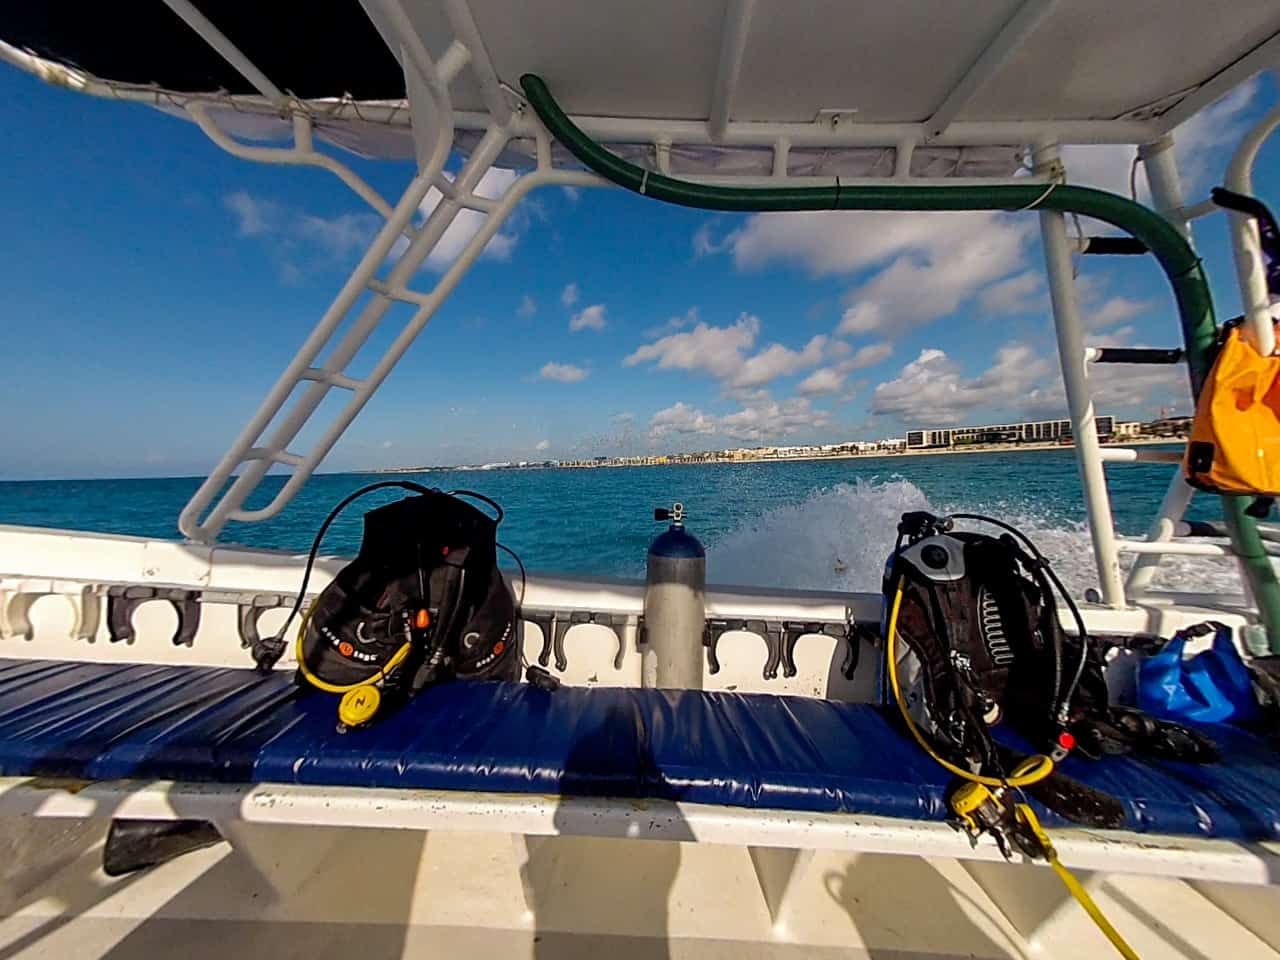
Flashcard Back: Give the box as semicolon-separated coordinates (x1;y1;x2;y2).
885;576;1140;959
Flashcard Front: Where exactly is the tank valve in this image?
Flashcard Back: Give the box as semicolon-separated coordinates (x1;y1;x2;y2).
654;502;685;525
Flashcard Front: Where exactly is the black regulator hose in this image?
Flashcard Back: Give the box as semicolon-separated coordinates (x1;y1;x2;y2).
254;480;435;669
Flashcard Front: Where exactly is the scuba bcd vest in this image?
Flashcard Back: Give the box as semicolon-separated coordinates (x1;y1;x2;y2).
885;511;1217;825
254;482;520;728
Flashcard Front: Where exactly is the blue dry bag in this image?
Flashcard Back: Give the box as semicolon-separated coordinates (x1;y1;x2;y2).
1138;621;1258;725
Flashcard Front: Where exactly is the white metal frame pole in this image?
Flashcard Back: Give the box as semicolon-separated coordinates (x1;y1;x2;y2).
1225;94;1280;357
1125;135;1199;597
181;6;466;541
707;0;756;142
177;168;439;541
1033;143;1125;607
161;0;288;107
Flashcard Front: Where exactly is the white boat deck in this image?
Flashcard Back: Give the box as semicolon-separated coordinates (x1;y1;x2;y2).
6;812;1280;959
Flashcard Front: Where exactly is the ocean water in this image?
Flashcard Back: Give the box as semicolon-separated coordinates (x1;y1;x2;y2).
0;447;1244;596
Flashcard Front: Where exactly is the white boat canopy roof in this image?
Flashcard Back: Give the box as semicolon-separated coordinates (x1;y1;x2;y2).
2;1;1278;177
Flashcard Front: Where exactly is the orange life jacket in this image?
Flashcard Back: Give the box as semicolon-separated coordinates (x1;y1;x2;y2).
1184;323;1280;496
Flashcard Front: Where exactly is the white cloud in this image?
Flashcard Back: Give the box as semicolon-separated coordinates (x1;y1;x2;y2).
415;167;520;269
844;341;894;370
715;209;1035;338
648;401;718;440
228;174;522;271
626;313;761;380
712;80;1256;347
224;190;382;275
1173;79;1260;185
535;439;551;451
727;209;1029;281
836;214;1034;337
518;295;536;318
797;367;846;396
382;440;394;449
539;362;588;383
732;335;828;389
561;282;579;306
625;313;829;391
1087;296;1153;331
1090;362;1191;417
721;396;831;441
979;272;1045;316
225;190;274;236
870;344;1058;425
693;221;732;258
298;211;382;258
647;395;831;443
611;411;635;424
569;304;607;332
870;338;1191;427
800;340;893;395
225;190;380;259
645;307;699;338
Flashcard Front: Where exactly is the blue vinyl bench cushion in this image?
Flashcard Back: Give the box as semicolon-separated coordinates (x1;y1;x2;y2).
1;658;1277;840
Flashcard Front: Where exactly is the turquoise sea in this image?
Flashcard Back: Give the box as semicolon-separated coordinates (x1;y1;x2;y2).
0;446;1238;597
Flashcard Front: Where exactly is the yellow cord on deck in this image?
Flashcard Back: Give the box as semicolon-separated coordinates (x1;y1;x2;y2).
1016;804;1141;960
885;575;1140;959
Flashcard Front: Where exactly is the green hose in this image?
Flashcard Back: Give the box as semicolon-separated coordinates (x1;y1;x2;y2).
521;74;1280;647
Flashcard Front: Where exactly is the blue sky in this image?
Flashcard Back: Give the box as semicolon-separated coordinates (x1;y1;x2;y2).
1;65;1278;479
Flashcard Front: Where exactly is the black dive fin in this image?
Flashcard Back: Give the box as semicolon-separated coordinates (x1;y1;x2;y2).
1025;770;1126;830
995;746;1126;829
102;819;224;876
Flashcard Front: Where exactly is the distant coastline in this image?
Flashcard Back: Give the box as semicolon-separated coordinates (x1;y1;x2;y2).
377;436;1185;474
766;435;1182;464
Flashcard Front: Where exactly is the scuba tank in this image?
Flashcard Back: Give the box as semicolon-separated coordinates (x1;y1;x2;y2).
643;502;706;689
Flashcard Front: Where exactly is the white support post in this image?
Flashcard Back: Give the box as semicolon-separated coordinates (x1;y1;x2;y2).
747;845;815;934
771;138;790;178
213;820;352;898
893;138;914;178
1125;135;1200;598
1225;97;1280;357
187;105;397;220
1034;144;1125;608
439;0;513;126
708;0;756;142
511;833;544;922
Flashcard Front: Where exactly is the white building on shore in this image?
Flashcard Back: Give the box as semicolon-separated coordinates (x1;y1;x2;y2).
905;417;1115;449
